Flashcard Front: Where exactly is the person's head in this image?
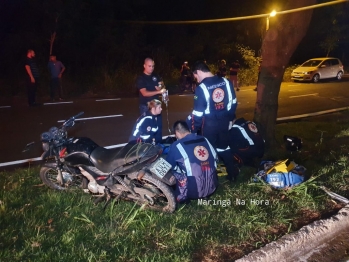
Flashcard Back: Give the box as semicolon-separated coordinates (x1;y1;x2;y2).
183;61;189;67
192;60;212;82
173;120;190;140
27;49;35;58
143;58;155;75
221;59;226;65
147;99;162;115
49;55;57;62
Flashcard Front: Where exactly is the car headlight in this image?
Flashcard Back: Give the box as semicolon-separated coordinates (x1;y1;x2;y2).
304;71;312;75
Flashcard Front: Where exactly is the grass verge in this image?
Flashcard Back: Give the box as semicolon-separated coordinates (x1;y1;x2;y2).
1;112;349;261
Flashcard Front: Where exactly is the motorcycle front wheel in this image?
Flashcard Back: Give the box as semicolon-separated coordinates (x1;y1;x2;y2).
131;173;176;213
40;164;87;190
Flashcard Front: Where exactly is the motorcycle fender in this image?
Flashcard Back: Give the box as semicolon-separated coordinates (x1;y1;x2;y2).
41;161;57;168
149;169;176;186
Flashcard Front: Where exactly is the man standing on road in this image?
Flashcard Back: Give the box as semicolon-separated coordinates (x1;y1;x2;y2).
25;49;40;106
186;60;237;148
136;58;166;142
166;120;218;203
229;60;240;91
48;54;65;101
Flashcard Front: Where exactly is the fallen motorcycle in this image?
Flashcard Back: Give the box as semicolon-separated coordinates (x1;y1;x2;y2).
38;112;177;213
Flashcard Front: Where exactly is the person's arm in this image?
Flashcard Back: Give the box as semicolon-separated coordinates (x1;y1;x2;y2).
139;87;165;97
58;62;65;78
25;65;35;83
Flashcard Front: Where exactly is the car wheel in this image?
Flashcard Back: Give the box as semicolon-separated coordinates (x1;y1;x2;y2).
312;74;320;83
336;71;343;81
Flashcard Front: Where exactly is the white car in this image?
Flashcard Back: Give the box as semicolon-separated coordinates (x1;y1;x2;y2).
291;57;344;83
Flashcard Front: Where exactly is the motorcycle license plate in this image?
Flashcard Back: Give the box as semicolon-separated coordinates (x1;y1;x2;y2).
150;158;172;179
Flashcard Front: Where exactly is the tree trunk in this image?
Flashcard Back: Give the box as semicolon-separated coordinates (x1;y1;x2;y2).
254;0;316;148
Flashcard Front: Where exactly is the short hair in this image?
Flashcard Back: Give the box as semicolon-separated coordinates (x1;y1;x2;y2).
192;60;210;73
173;120;189;134
147;99;162;110
144;57;154;64
27;49;34;54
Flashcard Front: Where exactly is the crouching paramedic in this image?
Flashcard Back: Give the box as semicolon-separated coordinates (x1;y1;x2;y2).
217;116;265;181
166;120;218;203
186;60;237;148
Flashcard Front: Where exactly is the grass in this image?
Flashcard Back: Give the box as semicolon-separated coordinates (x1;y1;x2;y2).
1;112;349;261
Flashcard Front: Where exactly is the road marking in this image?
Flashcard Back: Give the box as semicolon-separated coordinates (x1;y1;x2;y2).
287;84;301;87
277;107;349;121
0;106;11;108
289;93;318;98
179;94;194;96
44;101;74;105
0;135;176;167
57;114;123;122
96;98;121;101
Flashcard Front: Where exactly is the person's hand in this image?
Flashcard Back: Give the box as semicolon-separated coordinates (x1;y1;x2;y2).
30;76;35;83
159;88;167;94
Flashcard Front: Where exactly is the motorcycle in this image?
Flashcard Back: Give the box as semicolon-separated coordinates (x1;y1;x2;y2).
38;112;177;213
180;72;196;93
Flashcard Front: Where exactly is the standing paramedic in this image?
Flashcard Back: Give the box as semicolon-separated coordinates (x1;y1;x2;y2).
186;60;237;148
136;58;166;143
166;120;218;203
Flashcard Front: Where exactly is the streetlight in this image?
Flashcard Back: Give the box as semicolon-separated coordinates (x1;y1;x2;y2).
266;10;277;31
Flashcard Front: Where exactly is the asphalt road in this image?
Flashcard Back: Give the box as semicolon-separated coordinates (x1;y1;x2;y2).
1;78;349;169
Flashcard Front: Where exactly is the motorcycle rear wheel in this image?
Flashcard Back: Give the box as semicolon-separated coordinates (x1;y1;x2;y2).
40;165;87;190
131;173;176;213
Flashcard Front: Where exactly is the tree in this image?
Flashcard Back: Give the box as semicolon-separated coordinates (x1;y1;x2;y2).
253;0;316;148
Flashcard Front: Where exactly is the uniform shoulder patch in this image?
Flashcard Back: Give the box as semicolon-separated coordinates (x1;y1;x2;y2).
194;146;209;161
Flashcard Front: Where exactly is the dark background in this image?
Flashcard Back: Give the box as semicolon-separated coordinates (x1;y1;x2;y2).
0;0;348;97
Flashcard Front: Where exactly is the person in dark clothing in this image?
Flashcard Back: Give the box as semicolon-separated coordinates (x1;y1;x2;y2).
217;116;265;181
229;60;240;91
166;120;218;203
24;49;40;106
136;58;166;142
217;59;227;78
129;99;163;144
186;60;237;149
48;54;65;101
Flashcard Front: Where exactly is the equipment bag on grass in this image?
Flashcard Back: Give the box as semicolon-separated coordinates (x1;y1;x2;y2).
255;159;306;189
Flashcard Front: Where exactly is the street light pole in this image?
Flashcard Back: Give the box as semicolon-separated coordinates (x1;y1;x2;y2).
266;10;277;31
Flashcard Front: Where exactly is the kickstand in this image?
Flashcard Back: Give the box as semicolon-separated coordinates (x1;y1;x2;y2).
103;187;113;210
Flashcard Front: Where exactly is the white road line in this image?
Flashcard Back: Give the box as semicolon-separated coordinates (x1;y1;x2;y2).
96;98;121;101
287;84;301;87
44;101;74;105
277;107;349;121
289;93;318;98
57;114;123;122
178;94;194;96
0;135;175;167
0;106;11;108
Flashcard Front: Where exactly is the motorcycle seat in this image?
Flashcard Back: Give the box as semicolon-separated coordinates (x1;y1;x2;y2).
90;142;158;173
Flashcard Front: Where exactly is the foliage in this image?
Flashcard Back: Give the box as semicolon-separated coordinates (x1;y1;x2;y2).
1;114;349;261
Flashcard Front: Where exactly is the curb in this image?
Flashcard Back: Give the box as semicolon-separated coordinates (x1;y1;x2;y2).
236;204;349;262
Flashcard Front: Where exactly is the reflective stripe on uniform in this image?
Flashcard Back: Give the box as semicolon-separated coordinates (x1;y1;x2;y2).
223;78;236;111
205;137;218;168
198;83;211;114
233;124;254;145
192;110;203;117
133;116;152;136
176;143;193;176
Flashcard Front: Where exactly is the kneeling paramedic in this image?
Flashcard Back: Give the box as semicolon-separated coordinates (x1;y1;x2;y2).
217;116;265;181
166;120;218;203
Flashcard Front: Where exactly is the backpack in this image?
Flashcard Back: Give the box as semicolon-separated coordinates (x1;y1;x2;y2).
255;159;306;189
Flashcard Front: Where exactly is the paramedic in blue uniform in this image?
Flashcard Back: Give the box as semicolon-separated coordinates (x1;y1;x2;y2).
129;99;163;144
217;116;265;181
186;60;237;148
136;58;166;143
166;120;218;203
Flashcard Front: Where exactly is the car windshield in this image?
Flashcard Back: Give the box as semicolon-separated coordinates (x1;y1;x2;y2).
301;60;323;67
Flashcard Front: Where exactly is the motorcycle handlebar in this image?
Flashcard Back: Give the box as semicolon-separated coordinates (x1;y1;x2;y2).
63;111;84;127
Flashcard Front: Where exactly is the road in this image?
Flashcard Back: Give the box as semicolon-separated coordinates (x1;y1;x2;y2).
1;78;349;169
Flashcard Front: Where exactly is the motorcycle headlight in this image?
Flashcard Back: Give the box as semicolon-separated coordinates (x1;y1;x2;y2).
42;142;49;152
